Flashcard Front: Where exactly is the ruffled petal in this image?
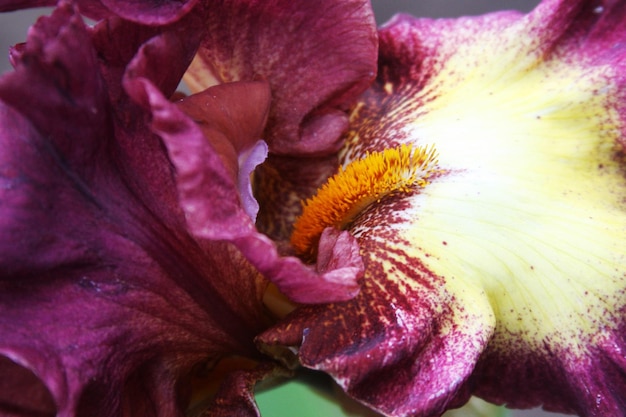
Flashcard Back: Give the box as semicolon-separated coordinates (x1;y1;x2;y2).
182;0;378;249
0;4;273;416
129;76;364;303
90;9;204;106
259;225;496;416
184;0;378;156
262;0;626;415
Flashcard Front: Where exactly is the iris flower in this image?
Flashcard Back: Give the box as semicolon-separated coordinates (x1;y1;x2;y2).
258;0;626;416
1;0;625;417
0;0;375;415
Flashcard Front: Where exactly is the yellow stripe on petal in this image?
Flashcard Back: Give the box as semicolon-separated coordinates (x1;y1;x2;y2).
290;144;438;256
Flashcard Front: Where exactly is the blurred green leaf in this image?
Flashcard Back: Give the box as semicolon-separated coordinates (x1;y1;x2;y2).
443;397;511;417
256;370;510;417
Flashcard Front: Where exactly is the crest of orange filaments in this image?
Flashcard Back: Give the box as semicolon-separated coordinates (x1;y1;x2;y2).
291;144;439;256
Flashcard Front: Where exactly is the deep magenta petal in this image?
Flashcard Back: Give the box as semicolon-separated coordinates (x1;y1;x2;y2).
0;0;198;24
127;80;270;241
0;356;56;416
0;4;274;416
183;0;377;254
233;228;362;303
128;77;364;303
98;0;199;24
185;0;378;156
200;363;290;417
121;16;204;98
471;329;626;415
0;0;55;12
258;229;495;417
91;10;203;104
261;0;626;416
0;4;110;171
174;81;272;179
0;97;267;415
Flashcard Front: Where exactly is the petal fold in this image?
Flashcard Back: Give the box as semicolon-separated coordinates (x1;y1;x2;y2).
0;4;273;416
263;0;626;415
128;77;364;303
184;0;378;156
259;229;496;416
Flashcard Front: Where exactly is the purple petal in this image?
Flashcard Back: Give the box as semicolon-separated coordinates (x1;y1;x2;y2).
128;76;364;303
144;81;272;240
97;0;199;25
91;9;204;102
0;355;56;416
258;228;495;416
184;0;378;156
0;0;198;24
0;4;273;416
182;0;377;261
199;363;291;417
261;0;626;415
238;140;268;221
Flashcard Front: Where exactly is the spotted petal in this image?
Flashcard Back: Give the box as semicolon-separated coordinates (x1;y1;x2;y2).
261;0;626;416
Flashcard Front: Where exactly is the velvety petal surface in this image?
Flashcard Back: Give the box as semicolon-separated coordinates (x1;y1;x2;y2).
183;0;379;246
0;4;273;416
96;0;198;24
134;77;364;303
261;0;626;416
0;0;197;24
0;0;53;10
184;0;378;155
198;362;292;417
93;11;205;103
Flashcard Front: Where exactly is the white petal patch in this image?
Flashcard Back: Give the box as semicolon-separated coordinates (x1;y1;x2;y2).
392;46;626;348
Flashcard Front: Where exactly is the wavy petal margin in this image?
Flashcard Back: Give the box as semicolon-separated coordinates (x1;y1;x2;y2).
0;0;198;24
0;4;277;416
261;0;626;416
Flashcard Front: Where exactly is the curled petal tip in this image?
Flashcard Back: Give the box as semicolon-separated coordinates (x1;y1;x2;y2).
234;230;362;305
238;140;268;222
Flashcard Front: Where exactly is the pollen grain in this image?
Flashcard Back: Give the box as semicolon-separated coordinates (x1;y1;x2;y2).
290;144;438;256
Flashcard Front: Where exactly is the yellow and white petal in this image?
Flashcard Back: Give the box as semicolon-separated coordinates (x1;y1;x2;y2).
264;0;626;416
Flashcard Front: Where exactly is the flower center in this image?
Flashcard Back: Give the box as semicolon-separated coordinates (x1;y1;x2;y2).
290;144;439;256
